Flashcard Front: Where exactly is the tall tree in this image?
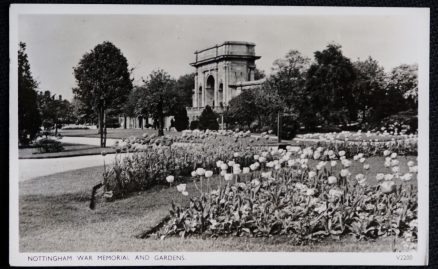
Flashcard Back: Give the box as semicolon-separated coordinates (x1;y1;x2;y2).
139;69;178;136
73;41;133;147
227;87;283;129
267;50;310;109
71;96;94;125
253;68;266;80
388;64;418;107
352;57;387;123
176;73;195;107
37;91;76;134
305;44;356;126
18;42;41;145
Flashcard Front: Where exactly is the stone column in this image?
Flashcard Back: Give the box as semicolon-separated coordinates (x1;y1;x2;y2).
214;67;218;108
194;72;198;107
249;67;255;81
202;72;206;107
224;63;228;106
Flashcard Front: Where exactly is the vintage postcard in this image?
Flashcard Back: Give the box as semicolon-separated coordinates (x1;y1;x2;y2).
9;4;429;266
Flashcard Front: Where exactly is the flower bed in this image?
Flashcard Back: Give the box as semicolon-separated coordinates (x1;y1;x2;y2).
155;146;417;248
103;133;269;199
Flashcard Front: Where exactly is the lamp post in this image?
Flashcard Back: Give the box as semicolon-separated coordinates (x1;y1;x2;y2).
277;111;282;143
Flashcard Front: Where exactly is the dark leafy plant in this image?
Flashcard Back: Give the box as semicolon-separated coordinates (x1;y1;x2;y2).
34;138;64;153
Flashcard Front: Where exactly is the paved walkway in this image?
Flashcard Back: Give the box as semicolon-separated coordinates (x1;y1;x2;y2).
18;154;126;181
59;136;120;146
19;136;125;182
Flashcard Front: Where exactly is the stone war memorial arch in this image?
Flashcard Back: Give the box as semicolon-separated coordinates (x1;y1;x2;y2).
187;41;265;125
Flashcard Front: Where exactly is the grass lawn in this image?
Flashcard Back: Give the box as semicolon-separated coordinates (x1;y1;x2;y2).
19;143;116;159
19;155;417;252
59;128;170;139
296;132;412;142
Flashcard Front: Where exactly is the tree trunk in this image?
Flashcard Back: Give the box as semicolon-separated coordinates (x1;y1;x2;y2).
102;108;107;148
99;107;104;147
158;116;164;136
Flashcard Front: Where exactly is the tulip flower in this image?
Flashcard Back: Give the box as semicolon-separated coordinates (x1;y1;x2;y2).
196;168;206;176
384;174;394;181
306;188;316;196
205;170;213;178
220;163;228;171
340;169;350;177
176;184;186;192
328;176;337;184
376;173;385;181
380;181;396;194
224;173;233;181
401;173;413;181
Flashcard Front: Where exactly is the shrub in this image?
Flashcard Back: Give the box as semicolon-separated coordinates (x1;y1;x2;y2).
198;105;219;131
271;115;299;140
106;117;121;128
174;107;189;131
61;125;90;130
34;138;64;153
374;110;417;134
190;120;199;130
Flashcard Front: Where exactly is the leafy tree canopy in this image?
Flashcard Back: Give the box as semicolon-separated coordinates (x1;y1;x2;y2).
305;43;357;125
73;41;133;117
176;73;195;107
138;69;178;135
73;41;133;146
18;42;41;144
266;50;310;110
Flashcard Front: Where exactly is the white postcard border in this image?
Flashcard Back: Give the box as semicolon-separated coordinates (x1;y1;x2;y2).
9;4;430;266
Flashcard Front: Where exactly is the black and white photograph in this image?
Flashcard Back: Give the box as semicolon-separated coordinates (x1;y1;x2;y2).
9;4;429;266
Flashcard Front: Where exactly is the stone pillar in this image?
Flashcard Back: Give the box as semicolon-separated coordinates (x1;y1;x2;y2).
224;63;228;106
214;67;218;108
249;67;255;81
194;73;198;107
202;72;206;107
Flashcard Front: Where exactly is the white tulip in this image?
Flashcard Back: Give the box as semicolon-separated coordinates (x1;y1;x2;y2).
224;173;233;181
205;170;213;178
376;173;385;181
176;184;186;192
328;176;337;184
166;175;174;183
196;168;206;176
340;169;350;177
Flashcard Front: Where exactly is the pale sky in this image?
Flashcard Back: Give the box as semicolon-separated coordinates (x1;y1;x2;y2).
18;14;423;100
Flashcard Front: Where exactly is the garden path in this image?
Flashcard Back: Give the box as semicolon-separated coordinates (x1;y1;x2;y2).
18;136;126;181
59;136;119;146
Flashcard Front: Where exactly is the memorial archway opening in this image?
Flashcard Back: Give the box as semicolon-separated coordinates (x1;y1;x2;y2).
206;75;215;107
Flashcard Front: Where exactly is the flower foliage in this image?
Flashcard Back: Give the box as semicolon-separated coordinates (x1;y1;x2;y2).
158;145;417;246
